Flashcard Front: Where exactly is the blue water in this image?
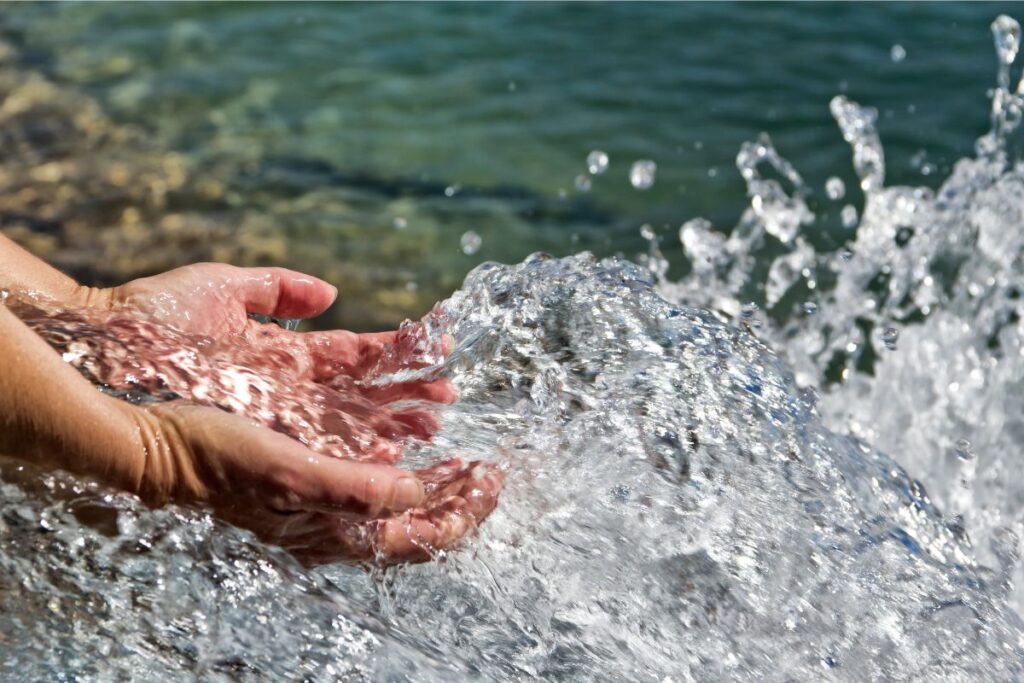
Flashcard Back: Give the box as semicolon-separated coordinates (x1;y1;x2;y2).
6;5;1024;680
4;2;1020;304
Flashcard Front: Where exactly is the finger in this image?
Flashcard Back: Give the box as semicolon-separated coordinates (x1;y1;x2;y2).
180;407;426;518
376;468;503;562
380;408;441;441
364;322;444;377
278;454;425;519
300;330;392;380
285;466;502;565
361;379;458;406
233;267;338;319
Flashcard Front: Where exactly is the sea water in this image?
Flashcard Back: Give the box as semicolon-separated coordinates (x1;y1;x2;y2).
5;12;1024;683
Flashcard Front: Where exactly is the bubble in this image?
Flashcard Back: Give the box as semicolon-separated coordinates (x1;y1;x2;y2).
803;301;819;316
890;44;906;63
392;217;408;230
841;204;859;229
587;150;609;175
630;160;657;190
444;184;461;198
640;224;656;241
825;176;846;201
881;327;899;350
955;439;975;460
460;230;482;255
574;174;592;193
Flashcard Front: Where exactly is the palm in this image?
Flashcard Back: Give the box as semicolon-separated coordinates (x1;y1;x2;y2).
103;263;487;564
148;403;501;565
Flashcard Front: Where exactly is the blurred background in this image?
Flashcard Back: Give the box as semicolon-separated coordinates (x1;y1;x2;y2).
0;2;1016;329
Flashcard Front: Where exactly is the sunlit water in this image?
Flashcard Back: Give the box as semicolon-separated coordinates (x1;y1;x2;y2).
1;3;1022;331
7;11;1024;683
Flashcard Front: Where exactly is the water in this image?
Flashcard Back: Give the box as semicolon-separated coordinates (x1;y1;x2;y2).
0;3;1021;329
5;5;1024;681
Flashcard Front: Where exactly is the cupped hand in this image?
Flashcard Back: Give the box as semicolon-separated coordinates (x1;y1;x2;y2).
100;264;495;563
105;263;456;402
136;402;500;564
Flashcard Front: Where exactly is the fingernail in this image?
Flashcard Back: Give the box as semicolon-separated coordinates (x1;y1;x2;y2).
395;476;424;509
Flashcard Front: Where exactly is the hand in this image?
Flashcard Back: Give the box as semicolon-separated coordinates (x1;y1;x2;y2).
135;402;501;565
104;263;456;401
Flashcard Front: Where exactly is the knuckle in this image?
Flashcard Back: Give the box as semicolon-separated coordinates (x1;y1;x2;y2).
358;474;394;517
267;464;308;501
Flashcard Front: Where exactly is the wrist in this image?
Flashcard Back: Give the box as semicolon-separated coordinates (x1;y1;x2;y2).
117;402;208;505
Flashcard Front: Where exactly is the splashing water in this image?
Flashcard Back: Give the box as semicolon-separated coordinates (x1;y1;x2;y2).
5;14;1024;681
629;160;657;190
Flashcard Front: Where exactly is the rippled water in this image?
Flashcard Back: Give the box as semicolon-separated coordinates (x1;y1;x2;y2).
1;3;1022;330
7;9;1024;683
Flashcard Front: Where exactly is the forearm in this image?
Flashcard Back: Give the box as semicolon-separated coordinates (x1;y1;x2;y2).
0;304;146;492
0;233;110;307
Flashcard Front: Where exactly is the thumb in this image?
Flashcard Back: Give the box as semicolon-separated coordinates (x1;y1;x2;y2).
232;267;338;320
281;454;426;519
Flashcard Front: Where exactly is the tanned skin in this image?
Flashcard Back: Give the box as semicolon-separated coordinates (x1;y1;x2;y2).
0;234;498;564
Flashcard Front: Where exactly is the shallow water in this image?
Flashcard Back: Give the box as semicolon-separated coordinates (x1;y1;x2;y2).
5;7;1024;683
1;3;1023;329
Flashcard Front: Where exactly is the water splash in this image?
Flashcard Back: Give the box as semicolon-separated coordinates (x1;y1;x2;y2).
5;13;1024;682
629;159;656;190
460;230;482;255
586;150;609;175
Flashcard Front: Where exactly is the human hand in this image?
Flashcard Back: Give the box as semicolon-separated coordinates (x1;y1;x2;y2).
103;263;456;402
132;402;501;564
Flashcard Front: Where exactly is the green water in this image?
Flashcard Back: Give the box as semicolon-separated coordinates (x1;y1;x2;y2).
1;2;1019;327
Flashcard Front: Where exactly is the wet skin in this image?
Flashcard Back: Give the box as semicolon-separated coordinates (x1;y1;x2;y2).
0;235;501;565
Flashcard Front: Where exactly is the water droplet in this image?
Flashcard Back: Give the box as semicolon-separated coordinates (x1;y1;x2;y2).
392;216;408;230
803;301;818;316
460;231;482;255
640;224;656;241
630;160;657;190
890;44;906;63
993;15;1021;66
841;204;859;229
825;177;846;201
587;150;609;175
882;327;899;350
955;439;975;460
444;184;461;198
574;174;592;193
